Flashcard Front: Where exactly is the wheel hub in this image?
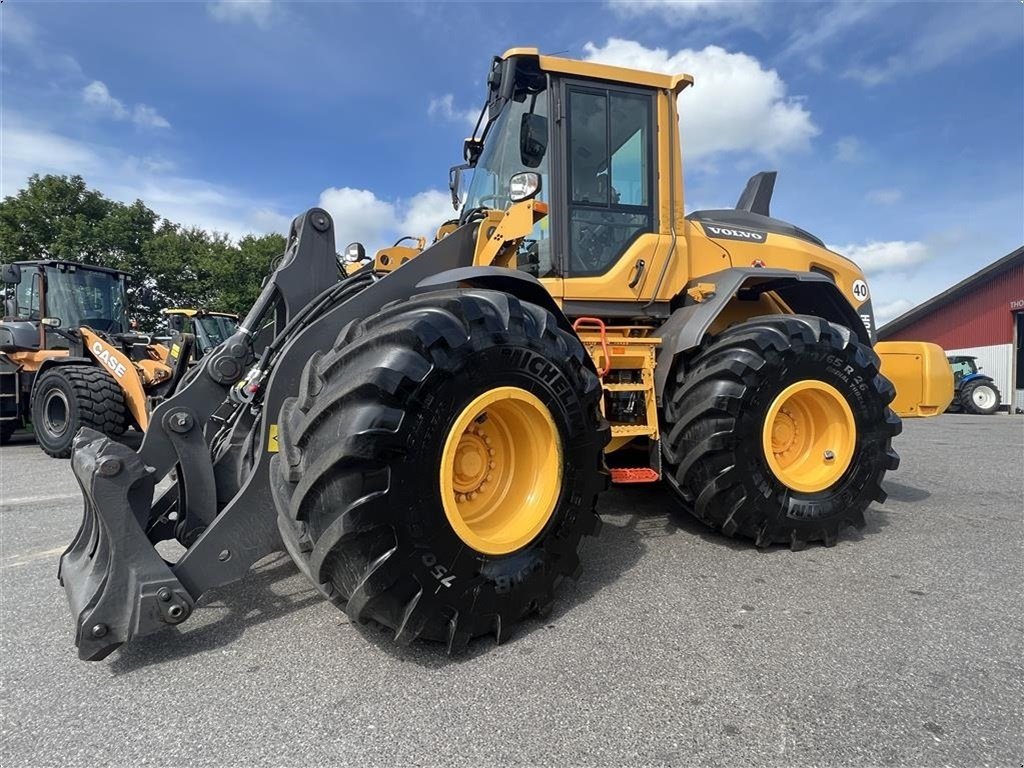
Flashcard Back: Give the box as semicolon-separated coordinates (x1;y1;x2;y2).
43;390;70;436
770;408;798;454
762;380;857;494
452;429;494;499
440;387;562;555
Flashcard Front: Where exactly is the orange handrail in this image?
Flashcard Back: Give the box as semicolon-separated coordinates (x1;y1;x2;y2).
572;317;610;378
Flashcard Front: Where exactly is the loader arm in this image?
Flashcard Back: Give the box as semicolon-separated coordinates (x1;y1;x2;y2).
58;209;497;659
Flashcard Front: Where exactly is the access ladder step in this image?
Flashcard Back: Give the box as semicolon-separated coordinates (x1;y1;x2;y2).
610;467;661;484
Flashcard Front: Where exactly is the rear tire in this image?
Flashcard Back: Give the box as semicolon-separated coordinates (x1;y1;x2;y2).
661;315;901;549
31;365;129;458
960;379;1001;415
272;290;607;651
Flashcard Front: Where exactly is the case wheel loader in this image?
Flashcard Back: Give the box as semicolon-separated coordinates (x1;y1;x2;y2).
0;261;193;456
56;49;952;660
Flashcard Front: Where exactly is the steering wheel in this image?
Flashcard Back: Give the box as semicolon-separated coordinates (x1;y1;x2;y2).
573;219;617;272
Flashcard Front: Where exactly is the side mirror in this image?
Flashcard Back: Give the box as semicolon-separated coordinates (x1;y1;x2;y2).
463;137;483;167
509;172;542;203
41;317;62;328
1;264;21;284
519;113;548;169
344;242;367;264
449;164;470;211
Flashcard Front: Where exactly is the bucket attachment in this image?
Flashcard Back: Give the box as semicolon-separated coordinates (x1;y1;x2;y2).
59;429;193;660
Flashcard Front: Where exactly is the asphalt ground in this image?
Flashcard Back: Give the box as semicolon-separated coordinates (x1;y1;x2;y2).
1;414;1022;767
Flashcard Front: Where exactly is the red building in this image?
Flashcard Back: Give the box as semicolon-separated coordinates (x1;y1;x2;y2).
879;246;1024;412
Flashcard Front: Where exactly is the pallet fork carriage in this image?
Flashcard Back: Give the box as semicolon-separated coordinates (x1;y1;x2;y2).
58;49;952;660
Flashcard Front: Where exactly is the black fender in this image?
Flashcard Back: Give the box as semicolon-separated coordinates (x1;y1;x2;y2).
416;266;576;335
653;267;872;399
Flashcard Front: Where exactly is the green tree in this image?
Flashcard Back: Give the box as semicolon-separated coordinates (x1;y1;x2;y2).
0;174;286;331
0;174;158;270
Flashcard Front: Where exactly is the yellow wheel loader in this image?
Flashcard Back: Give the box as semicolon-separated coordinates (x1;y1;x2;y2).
0;261;193;456
161;308;238;359
58;49;952;660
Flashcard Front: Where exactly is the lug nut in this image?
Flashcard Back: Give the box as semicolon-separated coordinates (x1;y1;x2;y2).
823;450;835;461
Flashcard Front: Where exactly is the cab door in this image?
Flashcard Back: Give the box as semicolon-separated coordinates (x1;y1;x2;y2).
549;80;670;314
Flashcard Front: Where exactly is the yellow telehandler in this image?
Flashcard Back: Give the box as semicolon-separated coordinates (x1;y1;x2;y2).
58;49;951;660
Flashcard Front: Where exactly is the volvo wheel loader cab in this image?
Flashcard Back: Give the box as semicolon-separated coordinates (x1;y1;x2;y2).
58;49;949;662
0;260;192;455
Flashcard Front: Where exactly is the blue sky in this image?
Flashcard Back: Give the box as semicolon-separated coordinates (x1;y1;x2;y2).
2;0;1022;323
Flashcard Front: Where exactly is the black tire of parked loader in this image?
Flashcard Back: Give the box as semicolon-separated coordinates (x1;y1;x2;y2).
959;379;1001;415
661;315;901;550
271;290;608;651
31;365;129;458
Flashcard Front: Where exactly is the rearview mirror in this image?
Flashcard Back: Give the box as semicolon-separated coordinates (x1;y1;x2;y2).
1;264;21;284
519;113;548;169
41;317;62;328
449;163;470;211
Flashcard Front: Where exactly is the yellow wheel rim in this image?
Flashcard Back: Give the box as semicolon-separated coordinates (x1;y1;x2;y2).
762;380;857;494
440;386;562;555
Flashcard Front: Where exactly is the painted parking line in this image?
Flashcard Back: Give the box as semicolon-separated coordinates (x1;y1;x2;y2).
1;545;67;569
0;493;80;507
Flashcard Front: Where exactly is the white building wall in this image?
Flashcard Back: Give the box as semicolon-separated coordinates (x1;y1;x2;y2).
945;343;1014;406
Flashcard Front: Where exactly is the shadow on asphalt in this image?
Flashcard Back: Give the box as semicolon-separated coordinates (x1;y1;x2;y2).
107;553;318;675
103;479;913;671
352;486;673;667
881;478;932;503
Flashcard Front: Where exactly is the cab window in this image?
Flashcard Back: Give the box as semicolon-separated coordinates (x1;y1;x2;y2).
16;271;41;320
566;86;654;276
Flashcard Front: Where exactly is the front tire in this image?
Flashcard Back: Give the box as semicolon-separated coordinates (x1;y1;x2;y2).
30;366;128;458
662;315;901;549
271;290;607;651
960;379;1001;415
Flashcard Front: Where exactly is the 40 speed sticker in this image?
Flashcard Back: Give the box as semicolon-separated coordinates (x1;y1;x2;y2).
852;279;869;303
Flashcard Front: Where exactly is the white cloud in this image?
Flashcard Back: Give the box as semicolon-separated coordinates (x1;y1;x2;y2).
828;240;930;274
83;81;128;119
82;81;171;129
317;187;455;253
843;4;1023;86
779;4;879;62
131;104;171;130
428;94;478;126
207;1;276;28
834;136;862;163
582;39;818;163
2;114;281;240
317;187;397;252
398;190;457;239
866;188;903;205
607;0;761;27
874;298;915;324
